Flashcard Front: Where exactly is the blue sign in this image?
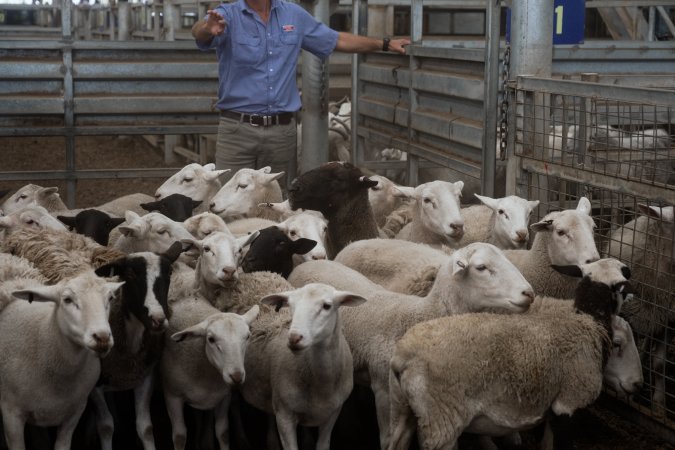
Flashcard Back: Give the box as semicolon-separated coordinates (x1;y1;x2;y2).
506;0;585;45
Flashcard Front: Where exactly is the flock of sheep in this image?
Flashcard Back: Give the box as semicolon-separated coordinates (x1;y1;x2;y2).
0;159;672;450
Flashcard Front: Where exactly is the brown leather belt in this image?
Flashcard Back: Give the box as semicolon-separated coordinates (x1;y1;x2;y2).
219;110;295;126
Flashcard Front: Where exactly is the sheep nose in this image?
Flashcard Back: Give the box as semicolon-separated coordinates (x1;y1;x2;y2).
222;267;236;279
288;332;303;348
450;223;463;231
229;371;244;385
312;254;326;260
516;230;528;241
209;202;216;211
522;290;535;304
154;193;161;200
93;331;112;346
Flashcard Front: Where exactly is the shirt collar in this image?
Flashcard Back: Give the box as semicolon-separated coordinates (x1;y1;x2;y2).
239;0;279;13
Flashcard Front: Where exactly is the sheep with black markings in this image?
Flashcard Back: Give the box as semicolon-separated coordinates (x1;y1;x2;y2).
160;295;259;450
240;283;366;450
367;174;410;228
240;226;317;278
112;211;194;256
387;259;642;450
287;161;379;259
57;209;125;246
288;243;534;449
140;193;202;222
0;270;122;450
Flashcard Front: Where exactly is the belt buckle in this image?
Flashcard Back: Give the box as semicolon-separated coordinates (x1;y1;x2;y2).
249;114;261;127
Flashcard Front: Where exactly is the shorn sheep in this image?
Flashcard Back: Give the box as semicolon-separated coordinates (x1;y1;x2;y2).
287;161;379;259
57;209;125;246
288;243;534;449
160;295;259;450
240;226;317;278
154;162;230;214
0;270;123;450
394;180;465;249
209;167;285;222
140;193;202;222
387;258;642;450
606;204;674;416
240;283;367;450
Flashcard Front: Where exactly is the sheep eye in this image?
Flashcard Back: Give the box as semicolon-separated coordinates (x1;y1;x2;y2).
322;303;331;310
182;177;193;183
203;246;211;253
498;209;504;215
157;229;167;235
207;336;216;343
25;219;35;225
203;230;212;235
557;230;566;236
238;184;248;189
371;186;382;191
63;297;73;304
18;194;27;200
423;198;432;204
612;340;621;349
289;230;297;237
323;227;328;233
475;264;487;271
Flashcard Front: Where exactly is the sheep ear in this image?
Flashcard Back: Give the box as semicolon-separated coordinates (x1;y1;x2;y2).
528;200;540;212
259;166;272;174
241;305;260;325
171;322;208;342
12;286;59;303
475;194;498;210
291;238;317;256
107;217;126;229
392;186;415;198
191;200;203;209
267;171;285;182
359;176;379;189
238;230;260;249
96;259;127;278
551;264;583;278
207;169;230;182
261;294;290;312
140;200;159;212
37;187;59;200
163;241;185;263
334;291;367;308
57;215;76;229
203;163;216;171
576;197;592;216
180;238;202;257
452;258;468;276
453;181;464;195
637;203;664;220
530;219;553;233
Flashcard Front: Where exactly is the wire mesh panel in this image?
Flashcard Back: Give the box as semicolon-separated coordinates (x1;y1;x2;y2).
512;76;675;428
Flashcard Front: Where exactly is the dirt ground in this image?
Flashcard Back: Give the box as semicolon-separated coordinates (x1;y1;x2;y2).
0;135;673;450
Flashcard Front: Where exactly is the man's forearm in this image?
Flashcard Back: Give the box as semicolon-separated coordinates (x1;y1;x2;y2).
192;19;214;44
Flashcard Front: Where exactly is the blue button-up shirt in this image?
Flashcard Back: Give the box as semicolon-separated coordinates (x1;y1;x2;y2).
197;0;339;114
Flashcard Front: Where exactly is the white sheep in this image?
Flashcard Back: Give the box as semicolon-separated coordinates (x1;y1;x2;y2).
112;211;195;256
183;211;231;239
277;210;328;264
367;174;410;228
387;259;642;450
503;196;600;299
394;180;465;249
605;204;674;416
0;253;47;284
0;205;69;240
155;162;231;214
334;238;448;296
209;167;284;222
459;194;540;249
288;243;534;449
226;217;279;237
240;283;367;450
160;295;259;450
0;184;67;214
257;200;296;221
0;271;123;450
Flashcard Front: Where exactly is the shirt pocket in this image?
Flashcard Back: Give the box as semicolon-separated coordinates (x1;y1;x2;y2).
232;33;263;65
279;31;300;46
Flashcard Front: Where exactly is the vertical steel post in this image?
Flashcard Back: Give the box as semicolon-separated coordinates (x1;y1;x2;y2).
299;0;330;174
62;0;76;208
350;0;367;167
118;0;130;40
406;0;423;187
482;0;502;198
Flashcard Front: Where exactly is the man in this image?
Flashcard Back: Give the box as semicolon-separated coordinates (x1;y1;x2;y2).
192;0;410;189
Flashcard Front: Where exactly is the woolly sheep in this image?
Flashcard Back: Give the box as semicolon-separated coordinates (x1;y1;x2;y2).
209;167;284;222
226;217;279;237
334;238;448;296
394;180;465;249
155;162;230;214
0;253;47;284
287;161;379;259
460;194;540;249
241;283;367;450
502;196;600;299
241;226;317;278
0;271;123;450
160;295;259;450
387;259;642;450
606;204;674;416
140;193;202;222
0;205;68;238
94;192;156;217
57;209;125;246
288;243;534;449
183;211;231;239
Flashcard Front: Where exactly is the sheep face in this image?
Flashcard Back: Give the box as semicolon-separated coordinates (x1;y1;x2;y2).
530;197;599;266
287;162;378;216
209;167;284;220
241;226;317;278
0;205;68;233
445;243;534;313
261;283;366;352
184;231;259;287
0;184;60;215
476;195;540;249
172;306;259;385
12;272;122;356
155;163;229;202
183;212;230;240
276;212;328;262
604;316;643;396
141;193;202;222
119;212;194;255
399;180;464;243
57;209;125;246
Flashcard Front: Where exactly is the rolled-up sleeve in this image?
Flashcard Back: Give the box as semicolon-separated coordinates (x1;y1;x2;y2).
297;8;338;59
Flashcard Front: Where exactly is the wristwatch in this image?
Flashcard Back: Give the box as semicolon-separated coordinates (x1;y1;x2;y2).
382;37;390;52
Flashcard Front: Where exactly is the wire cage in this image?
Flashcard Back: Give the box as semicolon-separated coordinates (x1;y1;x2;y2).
512;76;675;428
